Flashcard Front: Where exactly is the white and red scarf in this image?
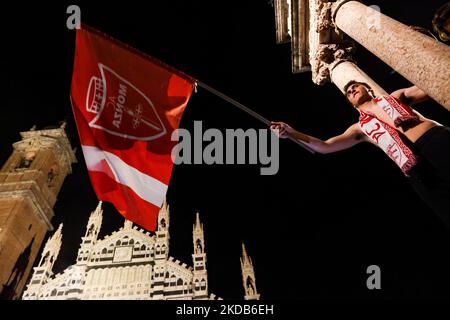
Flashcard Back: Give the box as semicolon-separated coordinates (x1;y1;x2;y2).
358;95;420;176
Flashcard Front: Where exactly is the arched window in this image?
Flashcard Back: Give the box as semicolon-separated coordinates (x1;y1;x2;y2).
177;278;183;286
102;248;107;254
87;224;94;237
17;151;36;169
200;279;206;290
47;166;58;187
129;239;134;245
246;276;255;295
42;252;50;266
195;239;202;254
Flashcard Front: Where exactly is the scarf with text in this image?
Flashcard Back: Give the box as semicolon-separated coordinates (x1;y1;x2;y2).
358;96;420;176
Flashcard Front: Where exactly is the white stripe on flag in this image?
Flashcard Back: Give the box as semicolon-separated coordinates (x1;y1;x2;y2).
82;145;167;208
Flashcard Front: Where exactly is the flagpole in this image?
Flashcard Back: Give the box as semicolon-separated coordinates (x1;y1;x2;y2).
77;25;315;154
196;81;316;154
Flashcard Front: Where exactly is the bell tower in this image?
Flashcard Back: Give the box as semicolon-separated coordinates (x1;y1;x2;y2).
0;124;76;299
192;212;208;299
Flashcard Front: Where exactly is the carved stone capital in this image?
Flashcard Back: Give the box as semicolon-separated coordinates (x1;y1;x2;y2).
312;41;356;85
316;1;334;33
316;0;360;33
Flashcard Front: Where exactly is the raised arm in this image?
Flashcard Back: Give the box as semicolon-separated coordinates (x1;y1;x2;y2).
270;122;368;154
391;85;429;106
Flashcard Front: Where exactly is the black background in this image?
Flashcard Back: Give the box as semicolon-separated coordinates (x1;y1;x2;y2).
1;0;450;300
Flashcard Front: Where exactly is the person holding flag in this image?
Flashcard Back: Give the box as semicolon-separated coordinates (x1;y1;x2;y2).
271;81;450;229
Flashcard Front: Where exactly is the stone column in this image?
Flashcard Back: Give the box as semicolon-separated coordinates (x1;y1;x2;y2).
330;60;387;96
333;0;450;110
310;40;387;97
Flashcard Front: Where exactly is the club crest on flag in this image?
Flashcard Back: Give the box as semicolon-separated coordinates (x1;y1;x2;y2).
86;63;167;141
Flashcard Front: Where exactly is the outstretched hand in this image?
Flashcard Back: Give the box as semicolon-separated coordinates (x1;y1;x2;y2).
270;121;293;139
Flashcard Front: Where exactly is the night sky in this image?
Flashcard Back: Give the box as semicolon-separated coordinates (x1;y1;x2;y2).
1;0;450;300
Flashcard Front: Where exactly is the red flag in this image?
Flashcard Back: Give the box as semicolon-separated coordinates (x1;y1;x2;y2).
70;25;195;231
